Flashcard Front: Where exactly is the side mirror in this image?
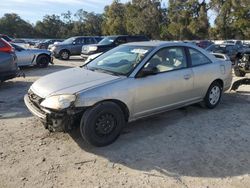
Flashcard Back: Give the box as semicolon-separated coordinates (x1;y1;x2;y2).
137;66;158;78
72;41;76;45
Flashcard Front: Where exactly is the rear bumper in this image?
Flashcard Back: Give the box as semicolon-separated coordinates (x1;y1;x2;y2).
80;54;89;61
0;69;19;82
51;50;60;58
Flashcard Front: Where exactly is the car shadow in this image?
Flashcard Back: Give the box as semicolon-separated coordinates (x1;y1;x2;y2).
0;80;33;119
20;64;74;77
69;92;250;178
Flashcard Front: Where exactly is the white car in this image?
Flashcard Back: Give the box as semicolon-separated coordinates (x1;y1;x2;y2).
12;43;52;68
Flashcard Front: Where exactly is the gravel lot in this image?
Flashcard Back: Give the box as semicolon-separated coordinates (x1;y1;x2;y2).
0;57;250;188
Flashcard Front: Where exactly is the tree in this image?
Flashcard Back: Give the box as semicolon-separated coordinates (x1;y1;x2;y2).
102;0;127;35
73;10;103;36
210;0;250;39
35;15;65;38
0;13;34;38
166;0;210;40
125;0;163;39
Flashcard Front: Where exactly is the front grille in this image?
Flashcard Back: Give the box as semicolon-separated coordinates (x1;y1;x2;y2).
28;90;44;109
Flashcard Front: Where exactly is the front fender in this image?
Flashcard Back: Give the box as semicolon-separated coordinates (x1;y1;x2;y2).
74;78;135;116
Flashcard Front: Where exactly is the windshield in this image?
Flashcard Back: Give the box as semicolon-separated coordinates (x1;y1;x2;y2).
62;37;75;44
12;43;25;50
98;37;117;45
44;39;51;43
86;45;153;75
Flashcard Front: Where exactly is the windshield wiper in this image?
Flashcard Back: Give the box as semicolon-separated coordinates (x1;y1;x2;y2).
88;67;122;76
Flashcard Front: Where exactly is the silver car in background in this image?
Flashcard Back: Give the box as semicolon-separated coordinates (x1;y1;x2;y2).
24;41;232;146
12;43;52;68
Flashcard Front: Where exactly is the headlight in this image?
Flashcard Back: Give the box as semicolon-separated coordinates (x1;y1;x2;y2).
51;46;56;51
88;46;98;52
40;95;76;110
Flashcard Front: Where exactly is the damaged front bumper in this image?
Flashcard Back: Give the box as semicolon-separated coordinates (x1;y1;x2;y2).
24;94;82;132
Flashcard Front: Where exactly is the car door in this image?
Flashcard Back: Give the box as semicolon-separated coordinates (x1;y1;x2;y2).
132;47;195;118
188;47;219;99
15;47;33;66
71;37;84;55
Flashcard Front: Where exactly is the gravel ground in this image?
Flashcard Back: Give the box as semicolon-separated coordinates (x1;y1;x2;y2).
0;57;250;188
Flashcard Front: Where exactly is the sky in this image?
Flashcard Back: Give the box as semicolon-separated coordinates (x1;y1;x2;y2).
0;0;215;25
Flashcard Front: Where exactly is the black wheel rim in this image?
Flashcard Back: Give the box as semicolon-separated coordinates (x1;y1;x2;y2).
95;113;116;136
39;57;48;65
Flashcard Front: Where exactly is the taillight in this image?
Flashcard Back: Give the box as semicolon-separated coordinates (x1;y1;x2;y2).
0;38;14;53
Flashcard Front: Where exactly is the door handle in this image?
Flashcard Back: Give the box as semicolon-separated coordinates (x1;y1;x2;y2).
184;74;191;80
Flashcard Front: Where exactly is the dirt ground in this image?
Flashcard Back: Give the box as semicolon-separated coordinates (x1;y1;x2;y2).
0;57;250;188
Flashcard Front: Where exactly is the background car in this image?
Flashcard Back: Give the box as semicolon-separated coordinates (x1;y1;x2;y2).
0;38;18;82
35;39;64;49
81;35;149;61
234;51;250;77
196;40;213;49
11;43;52;68
51;36;103;60
48;41;63;51
206;43;241;63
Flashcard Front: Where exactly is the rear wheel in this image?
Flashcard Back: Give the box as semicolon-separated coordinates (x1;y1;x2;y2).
204;81;222;109
80;102;125;147
36;55;49;68
60;50;70;60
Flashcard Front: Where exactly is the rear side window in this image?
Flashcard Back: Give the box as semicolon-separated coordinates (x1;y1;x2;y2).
1;36;11;42
84;37;95;44
189;48;211;66
0;40;5;47
95;37;103;43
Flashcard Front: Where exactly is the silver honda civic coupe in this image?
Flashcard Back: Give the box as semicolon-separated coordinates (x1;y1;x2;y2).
24;41;232;146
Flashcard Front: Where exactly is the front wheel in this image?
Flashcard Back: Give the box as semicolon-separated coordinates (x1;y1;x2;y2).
80;102;125;147
59;50;70;60
204;81;222;109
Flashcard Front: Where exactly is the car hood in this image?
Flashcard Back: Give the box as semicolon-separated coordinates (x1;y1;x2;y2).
31;67;121;98
27;48;51;55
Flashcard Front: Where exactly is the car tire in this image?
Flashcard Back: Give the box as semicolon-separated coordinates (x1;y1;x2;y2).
59;50;70;60
36;55;49;68
234;66;246;77
204;81;222;109
80;102;125;147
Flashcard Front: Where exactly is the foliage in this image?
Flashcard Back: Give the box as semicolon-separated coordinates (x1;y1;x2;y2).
0;13;34;38
0;0;249;40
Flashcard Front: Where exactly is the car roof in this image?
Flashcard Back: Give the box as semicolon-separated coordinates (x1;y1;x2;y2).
123;41;198;47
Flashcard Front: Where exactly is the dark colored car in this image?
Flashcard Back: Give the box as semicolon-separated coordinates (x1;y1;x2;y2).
0;38;18;82
81;35;150;61
51;36;103;60
234;51;250;77
0;34;13;43
206;43;242;63
196;40;213;49
35;39;65;49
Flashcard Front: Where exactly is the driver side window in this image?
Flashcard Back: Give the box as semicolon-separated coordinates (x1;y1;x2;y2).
144;47;187;73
